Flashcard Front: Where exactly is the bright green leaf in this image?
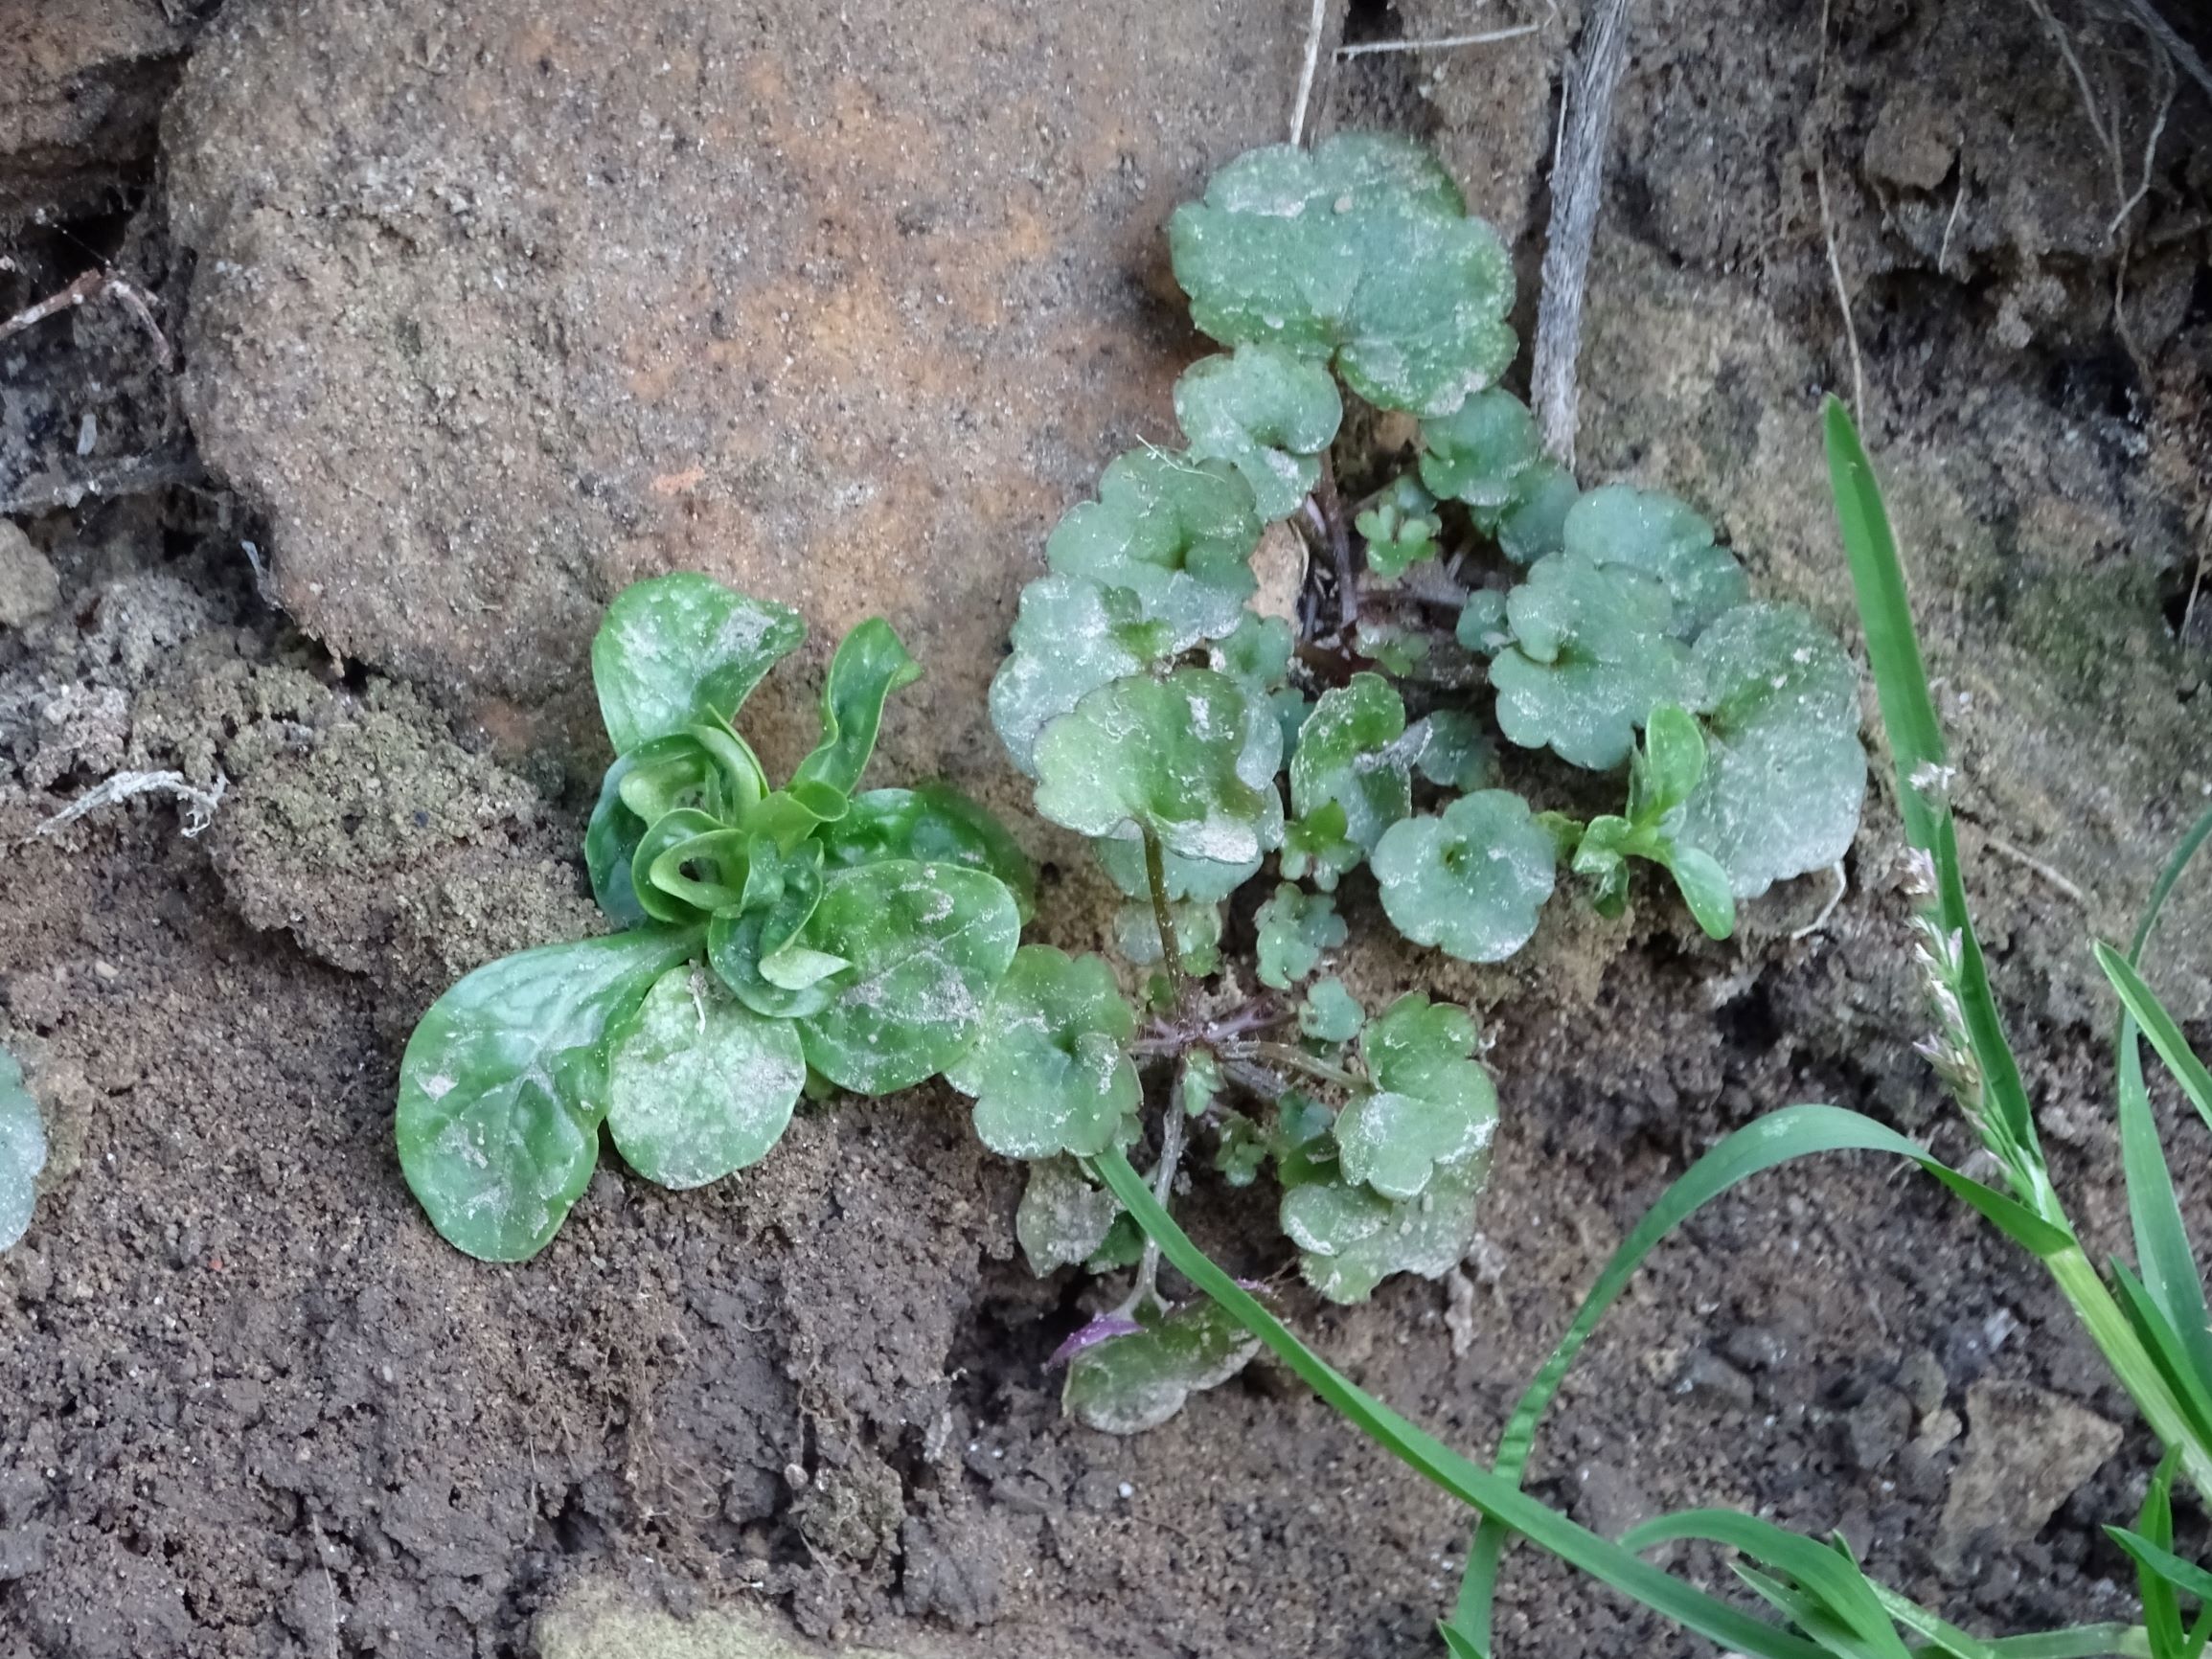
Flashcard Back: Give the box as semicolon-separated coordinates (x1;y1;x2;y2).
1490;550;1691;770
1254;883;1347;989
1062;1300;1262;1434
1169;133;1516;416
1016;1156;1124;1274
794;860;1021;1094
1033;667;1284;866
1301;976;1365;1044
1280;800;1356;893
709;904;834;1020
1289;673;1412;883
0;1050;45;1252
1215;1112;1268;1186
592;574;805;756
1183;1051;1222;1117
1334;994;1496;1199
1631;703;1708;822
1676;602;1866;898
604;965;806;1189
1280;1159;1486;1304
1564;485;1750;640
1045;450;1261;641
1211;611;1296;694
990;576;1196;776
1174;344;1344;520
817;784;1038;922
791;617;921;798
946;946;1139;1160
1665;846;1737;941
1374;789;1558;964
397;926;702;1261
1357;477;1444;582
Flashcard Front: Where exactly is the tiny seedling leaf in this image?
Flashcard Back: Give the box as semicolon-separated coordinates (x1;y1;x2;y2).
1174;344;1344;520
592;574;805;756
1490;551;1691;771
0;1049;46;1252
1254;883;1348;990
1334;994;1496;1200
1061;1299;1262;1434
946;946;1140;1160
1169;133;1516;416
1300;976;1365;1044
793;860;1021;1095
1374;789;1558;964
1044;450;1261;641
604;965;806;1190
1288;673;1412;883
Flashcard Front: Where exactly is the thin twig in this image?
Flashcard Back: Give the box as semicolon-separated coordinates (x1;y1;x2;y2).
0;267;174;371
32;770;227;840
1789;861;1849;942
1530;0;1633;466
1141;824;1194;1017
1220;1040;1364;1093
2107;43;2174;241
1815;162;1867;429
1984;834;2088;905
0;455;206;517
1937;159;1968;277
2116;0;2212;102
1314;453;1359;632
1289;0;1333;147
1336;12;1552;57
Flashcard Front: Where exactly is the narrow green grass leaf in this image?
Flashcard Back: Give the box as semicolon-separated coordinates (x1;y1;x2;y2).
2100;944;2212;1141
2108;1266;2212;1452
2109;1528;2212;1606
1623;1511;1911;1659
1087;1147;1825;1659
1973;1627;2154;1659
2133;1452;2185;1657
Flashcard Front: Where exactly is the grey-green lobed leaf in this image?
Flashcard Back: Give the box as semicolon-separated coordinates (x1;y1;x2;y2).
1288;673;1412;880
1410;710;1496;791
1044;451;1261;642
1174;345;1344;521
1562;484;1749;641
1016;1157;1124;1275
604;965;806;1190
1676;602;1866;898
1334;994;1496;1200
794;859;1022;1095
1169;133;1516;417
1033;667;1284;867
397;926;703;1261
1254;883;1347;990
1373;788;1558;964
1095;831;1259;905
990;576;1199;776
1490;550;1691;771
1300;976;1365;1044
946;946;1139;1160
1419;388;1543;508
0;1049;46;1253
1062;1300;1263;1435
1279;1158;1487;1305
592;574;806;756
1113;899;1223;978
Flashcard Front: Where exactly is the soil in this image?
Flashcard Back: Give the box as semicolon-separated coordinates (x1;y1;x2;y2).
3;1;2211;1657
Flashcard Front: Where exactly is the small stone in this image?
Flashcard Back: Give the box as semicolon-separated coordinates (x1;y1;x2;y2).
1937;1381;2120;1575
1720;1325;1793;1374
1914;1407;1963;1454
1677;1351;1756;1413
0;523;60;629
1839;1383;1912;1471
0;1523;49;1581
1898;1348;1947;1418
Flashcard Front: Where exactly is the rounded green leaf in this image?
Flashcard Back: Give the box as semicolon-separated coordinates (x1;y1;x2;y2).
1494;464;1579;564
1299;976;1365;1044
1334;994;1497;1200
794;860;1021;1094
945;945;1139;1160
709;905;833;1020
1373;789;1558;964
0;1050;46;1252
1663;845;1738;940
1254;883;1347;990
991;576;1197;776
1411;710;1497;791
1044;450;1261;641
1033;667;1284;866
1357;476;1444;583
1174;345;1343;521
1676;602;1867;898
397;927;702;1261
1632;702;1708;820
1280;1159;1487;1305
817;784;1038;922
1113;899;1223;977
1419;389;1544;508
1062;1301;1262;1434
1210;611;1296;695
1490;551;1692;770
1169;134;1516;417
1288;673;1412;882
604;965;806;1190
592;574;805;756
1562;485;1750;640
791;617;921;798
1016;1157;1123;1275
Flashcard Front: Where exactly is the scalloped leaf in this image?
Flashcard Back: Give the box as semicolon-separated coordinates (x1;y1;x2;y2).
0;1050;45;1253
1490;550;1692;770
1334;994;1496;1200
592;575;806;756
990;576;1197;776
1174;345;1344;520
817;784;1038;922
604;965;806;1190
1211;611;1295;695
1254;883;1347;990
1062;1300;1262;1434
1288;673;1412;885
1419;388;1543;508
1410;710;1496;790
1357;476;1444;582
1373;788;1558;964
1300;976;1365;1044
793;860;1021;1094
946;946;1139;1160
1280;1159;1486;1305
1113;899;1223;977
397;927;702;1261
1034;667;1284;866
1676;602;1867;898
1044;451;1260;641
1169;133;1516;416
1095;832;1259;905
1016;1157;1124;1275
1562;485;1749;640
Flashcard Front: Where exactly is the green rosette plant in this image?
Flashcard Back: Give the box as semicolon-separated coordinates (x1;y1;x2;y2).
396;575;1033;1261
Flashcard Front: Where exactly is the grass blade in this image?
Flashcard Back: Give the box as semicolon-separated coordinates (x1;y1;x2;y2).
1087;1146;1827;1659
1973;1628;2153;1659
2133;1451;2185;1657
2109;1528;2212;1606
2099;944;2212;1141
1623;1511;1911;1659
